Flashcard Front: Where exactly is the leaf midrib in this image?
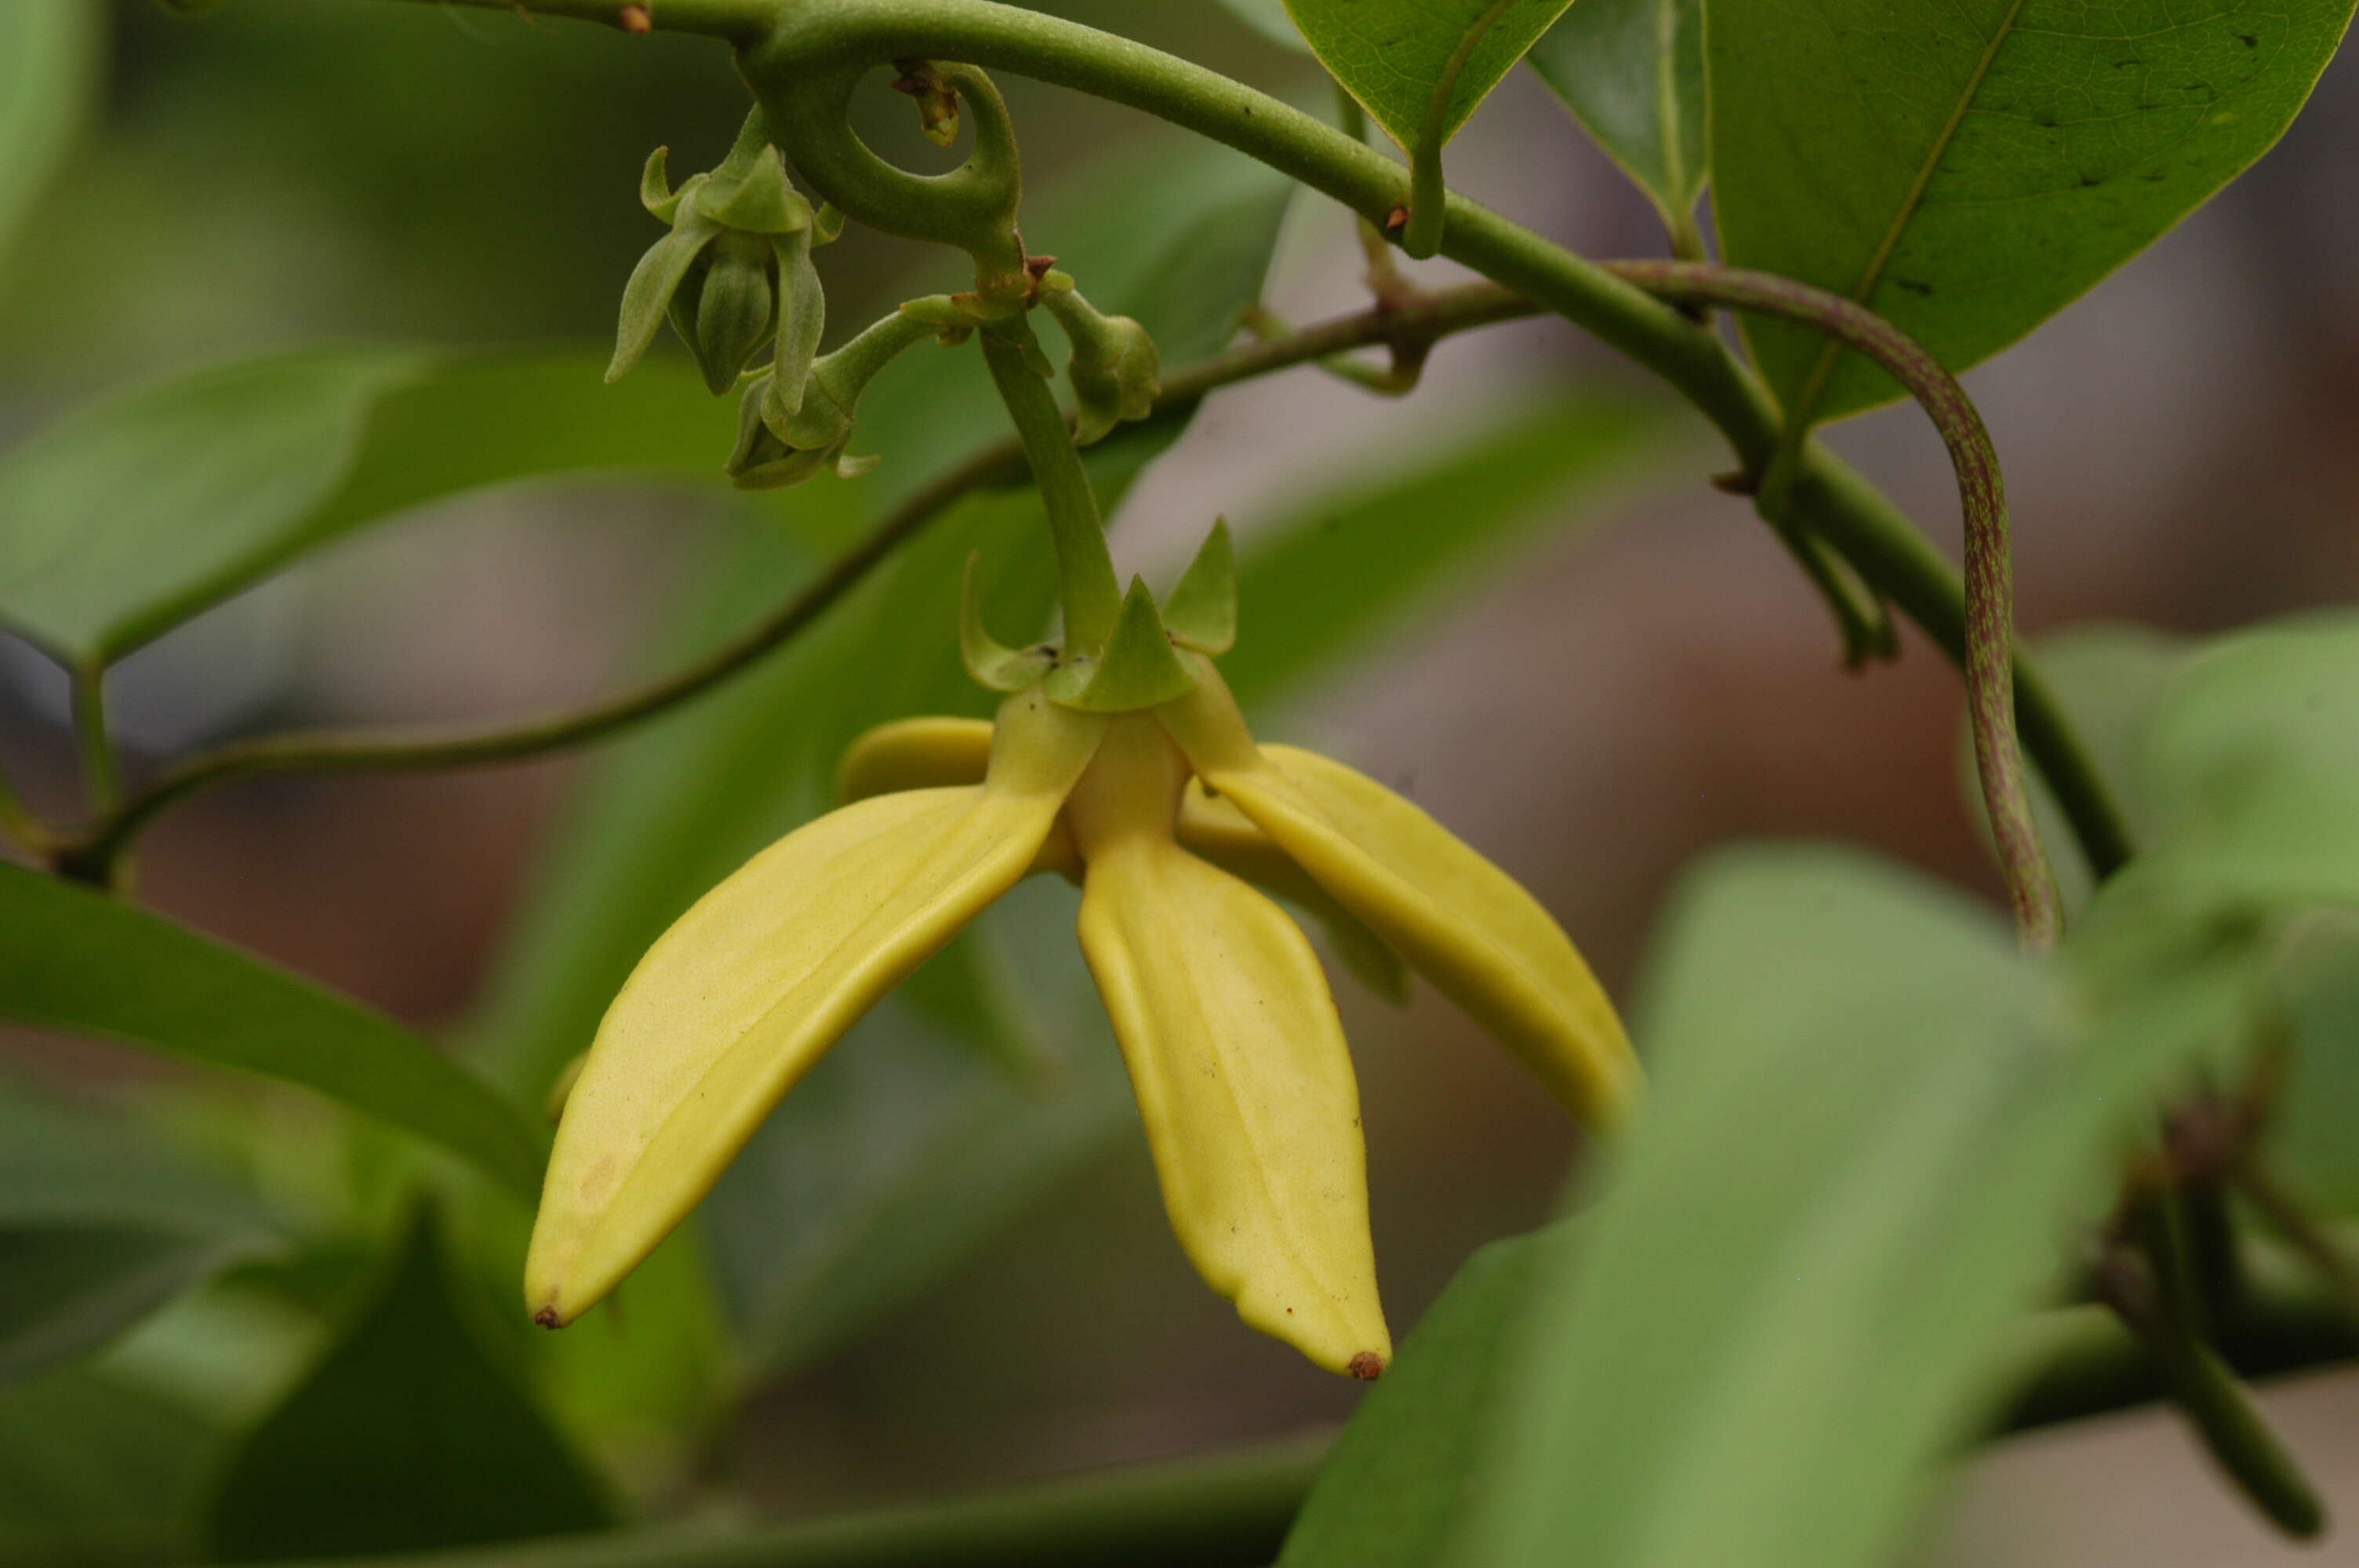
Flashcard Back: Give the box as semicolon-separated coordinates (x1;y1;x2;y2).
1786;0;2029;425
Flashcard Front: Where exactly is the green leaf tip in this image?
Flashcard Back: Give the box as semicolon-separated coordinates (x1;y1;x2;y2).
961;552;1057;693
1161;518;1238;655
1045;577;1198;713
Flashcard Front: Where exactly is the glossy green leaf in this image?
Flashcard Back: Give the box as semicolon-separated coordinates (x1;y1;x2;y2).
2138;612;2359;907
1711;0;2359;423
0;1367;220;1568
1219;391;1679;710
0;348;737;665
1285;0;1578;158
0;863;543;1201
208;1214;609;1563
1428;845;2225;1568
1278;1229;1545;1567
1528;0;1707;242
1960;622;2189;913
0;0;99;269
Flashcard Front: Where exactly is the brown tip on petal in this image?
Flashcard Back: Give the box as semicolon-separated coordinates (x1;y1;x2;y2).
616;4;652;33
533;1306;564;1329
1348;1352;1385;1381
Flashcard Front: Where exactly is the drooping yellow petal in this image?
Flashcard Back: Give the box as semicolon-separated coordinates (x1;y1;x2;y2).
527;688;1103;1325
1178;787;1412;1005
834;715;994;800
1067;717;1390;1377
1160;663;1638;1131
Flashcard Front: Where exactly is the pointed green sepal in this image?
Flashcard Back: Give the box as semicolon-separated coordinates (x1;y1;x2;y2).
767;226;825;418
960;554;1056;692
638;147;682;222
606;210;722;383
813;205;847;246
1045;577;1198;713
695;144;810;235
1161;518;1238;655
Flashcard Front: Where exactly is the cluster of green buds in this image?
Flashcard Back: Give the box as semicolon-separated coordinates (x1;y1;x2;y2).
606;111;835;400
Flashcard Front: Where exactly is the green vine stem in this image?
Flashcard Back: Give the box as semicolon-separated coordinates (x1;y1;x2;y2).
1602;260;2059;949
977;328;1121;649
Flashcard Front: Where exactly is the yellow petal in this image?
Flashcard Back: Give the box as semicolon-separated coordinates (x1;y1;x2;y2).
834;716;994;800
528;688;1103;1324
1067;717;1390;1377
1179;787;1412;1005
1161;666;1638;1131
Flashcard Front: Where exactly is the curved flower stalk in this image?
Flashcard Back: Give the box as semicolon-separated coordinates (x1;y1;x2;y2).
529;526;1637;1376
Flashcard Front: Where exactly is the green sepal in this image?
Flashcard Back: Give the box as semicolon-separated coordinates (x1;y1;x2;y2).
1040;274;1161;447
1045;577;1198;713
1160;517;1237;656
687;230;780;395
960;554;1057;693
694;144;810;235
726;378;840;490
638;147;684;222
812;205;847;246
766;225;826;418
606;209;722;383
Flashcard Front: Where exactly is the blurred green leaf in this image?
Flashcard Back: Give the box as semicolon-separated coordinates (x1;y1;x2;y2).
1278;1229;1544;1568
0;863;543;1202
0;1231;271;1392
0;1367;220;1567
0;347;736;665
0;0;100;269
208;1213;609;1563
1960;622;2189;913
0;1085;285;1388
1335;844;2221;1568
1711;0;2358;423
1284;0;1576;159
1219;390;1678;710
1528;0;1706;242
1219;0;1310;50
2271;918;2359;1217
2138;612;2359;907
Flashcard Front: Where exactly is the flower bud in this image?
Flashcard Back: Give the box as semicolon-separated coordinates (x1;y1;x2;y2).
674;230;779;394
1039;274;1160;446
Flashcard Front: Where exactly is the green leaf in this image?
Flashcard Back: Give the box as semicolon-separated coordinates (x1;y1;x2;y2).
1960;622;2189;913
1220;0;1310;50
0;1367;220;1567
1285;0;1577;162
1278;1229;1545;1568
2270;916;2359;1217
1528;0;1707;242
2137;612;2359;907
207;1213;609;1563
0;347;739;665
1710;0;2358;424
0;863;543;1202
0;0;100;269
1423;845;2219;1568
0;1085;284;1388
1219;391;1681;710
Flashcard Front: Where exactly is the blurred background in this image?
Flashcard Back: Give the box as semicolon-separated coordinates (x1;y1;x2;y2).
1;2;2354;1563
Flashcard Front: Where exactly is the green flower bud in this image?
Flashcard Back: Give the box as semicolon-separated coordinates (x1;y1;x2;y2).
609;121;817;394
1039;274;1160;447
725;309;939;491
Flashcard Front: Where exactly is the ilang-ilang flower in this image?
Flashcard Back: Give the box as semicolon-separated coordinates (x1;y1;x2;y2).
526;525;1640;1378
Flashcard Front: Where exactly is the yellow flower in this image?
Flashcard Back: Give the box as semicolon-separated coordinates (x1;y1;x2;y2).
527;637;1635;1379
